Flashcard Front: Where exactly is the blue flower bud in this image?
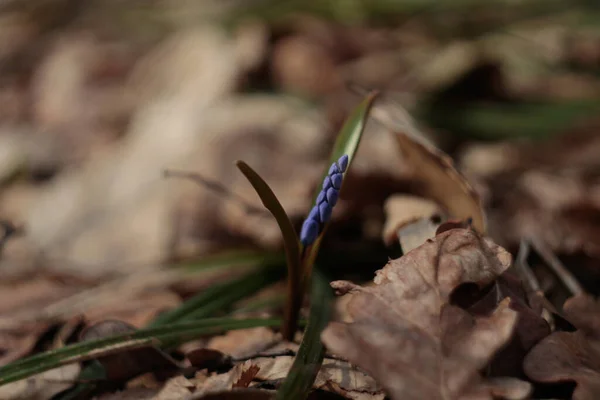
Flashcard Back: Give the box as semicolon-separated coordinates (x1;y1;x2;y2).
326;187;338;206
337;155;349;173
319;202;332;223
331;173;343;189
300;219;319;246
299;154;348;246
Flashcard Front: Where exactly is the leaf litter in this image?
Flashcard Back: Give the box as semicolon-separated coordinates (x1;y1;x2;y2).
322;228;531;400
524;294;600;400
3;3;600;400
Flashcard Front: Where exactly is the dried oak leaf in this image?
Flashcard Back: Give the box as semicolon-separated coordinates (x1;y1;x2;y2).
524;294;600;400
394;129;486;235
322;228;531;400
239;356;384;399
382;194;443;251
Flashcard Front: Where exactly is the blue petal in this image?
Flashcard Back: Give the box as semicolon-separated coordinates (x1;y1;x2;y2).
322;176;332;191
308;205;320;223
338;154;349;172
316;191;326;205
300;219;319;246
326;187;338;206
331;173;343;189
328;163;339;175
319;202;332;223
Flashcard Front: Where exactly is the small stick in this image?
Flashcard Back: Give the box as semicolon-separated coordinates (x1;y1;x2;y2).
163;169;270;216
529;235;584;296
233;349;348;364
514;239;541;292
515;239;554;328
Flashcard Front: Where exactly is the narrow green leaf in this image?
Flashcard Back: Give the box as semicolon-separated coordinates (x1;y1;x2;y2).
276;268;333;400
0;317;284;386
236;161;302;341
150;264;283;326
233;293;285;315
421;99;600;141
176;250;285;274
59;258;285;399
304;91;379;279
325;91;380;181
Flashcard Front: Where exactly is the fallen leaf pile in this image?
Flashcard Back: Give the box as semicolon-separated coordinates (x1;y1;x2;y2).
2;2;600;400
524;294;600;400
322;228;531;400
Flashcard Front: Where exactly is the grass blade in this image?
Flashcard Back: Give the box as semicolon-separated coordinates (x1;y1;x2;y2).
236;161;302;341
0;317;284;386
53;262;285;399
150;264;283;326
176;250;285;274
276;268;333;400
421;99;600;141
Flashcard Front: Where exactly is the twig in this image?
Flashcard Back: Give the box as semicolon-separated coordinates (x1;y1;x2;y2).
233;348;348;364
514;239;541;292
529;235;584;296
514;239;554;328
163;169;270;216
232;349;296;362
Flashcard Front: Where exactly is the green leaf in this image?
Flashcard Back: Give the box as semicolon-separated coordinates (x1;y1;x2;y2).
276;268;333;400
176;250;285;274
421;99;600;141
0;317;284;386
58;257;286;399
236;161;302;341
233;293;286;315
304;91;379;278
150;264;283;327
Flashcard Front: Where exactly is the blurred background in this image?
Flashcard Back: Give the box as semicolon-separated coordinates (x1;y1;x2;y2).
1;0;600;321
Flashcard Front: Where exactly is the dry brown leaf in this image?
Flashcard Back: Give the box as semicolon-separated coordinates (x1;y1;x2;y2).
190;389;274;400
153;376;196;400
524;294;600;400
233;364;260;388
192;363;261;398
0;321;55;366
239;357;384;399
394;130;486;234
0;364;80;400
80;320;181;382
382;194;443;250
96;388;157;400
84;289;182;327
0;277;79;316
322;228;530;400
206;327;278;358
466;275;550;377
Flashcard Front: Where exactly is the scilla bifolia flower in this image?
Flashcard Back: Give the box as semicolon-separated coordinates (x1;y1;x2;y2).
300;154;349;246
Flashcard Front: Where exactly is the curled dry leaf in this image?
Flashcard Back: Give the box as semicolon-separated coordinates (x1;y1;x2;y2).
394;129;486;235
524;294;600;400
322;228;531;400
466;274;550;378
382;194;443;252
